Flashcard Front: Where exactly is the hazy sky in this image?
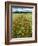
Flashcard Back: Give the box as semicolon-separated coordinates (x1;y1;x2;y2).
12;7;32;12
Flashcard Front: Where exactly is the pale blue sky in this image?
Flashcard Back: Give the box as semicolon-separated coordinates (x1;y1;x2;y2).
12;8;32;12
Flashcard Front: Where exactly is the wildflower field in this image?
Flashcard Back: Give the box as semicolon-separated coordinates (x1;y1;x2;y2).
11;12;32;38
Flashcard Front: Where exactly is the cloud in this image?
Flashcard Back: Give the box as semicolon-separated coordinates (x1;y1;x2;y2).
12;8;32;12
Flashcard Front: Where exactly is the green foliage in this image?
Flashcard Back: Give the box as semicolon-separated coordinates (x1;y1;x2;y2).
11;13;32;38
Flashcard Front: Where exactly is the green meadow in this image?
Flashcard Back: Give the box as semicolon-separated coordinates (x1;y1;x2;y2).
11;12;32;38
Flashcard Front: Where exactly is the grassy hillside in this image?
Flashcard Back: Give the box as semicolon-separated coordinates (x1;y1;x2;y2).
11;13;32;38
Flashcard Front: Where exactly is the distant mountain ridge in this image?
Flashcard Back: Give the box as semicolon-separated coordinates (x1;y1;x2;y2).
13;11;32;13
